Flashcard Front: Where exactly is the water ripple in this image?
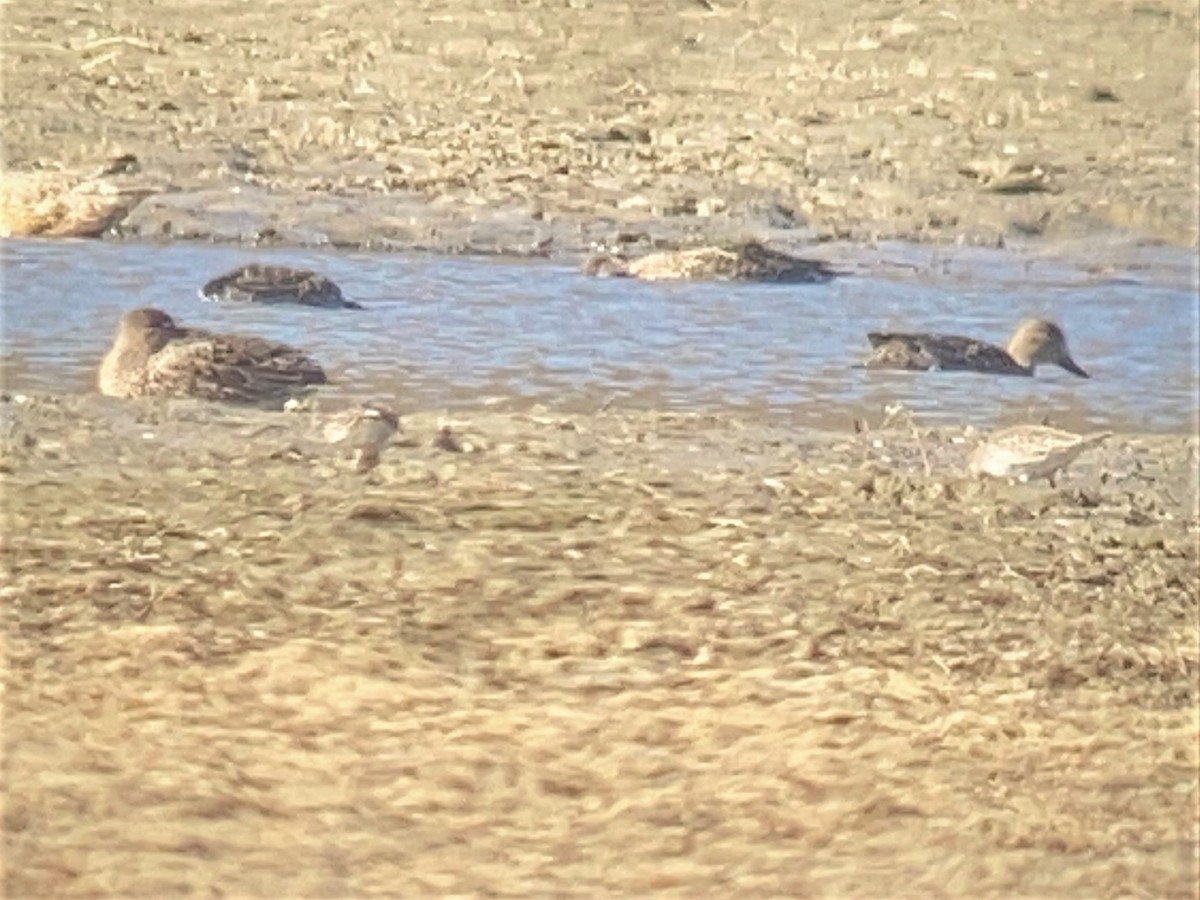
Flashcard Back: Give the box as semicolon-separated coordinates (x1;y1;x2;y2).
1;238;1196;432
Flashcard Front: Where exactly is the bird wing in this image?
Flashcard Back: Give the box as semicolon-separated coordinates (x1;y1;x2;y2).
201;266;351;308
866;332;1028;374
148;330;326;404
733;242;840;283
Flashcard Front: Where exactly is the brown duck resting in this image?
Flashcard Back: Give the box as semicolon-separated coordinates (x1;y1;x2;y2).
582;241;839;283
862;318;1089;377
0;167;154;239
200;264;362;309
98;308;328;406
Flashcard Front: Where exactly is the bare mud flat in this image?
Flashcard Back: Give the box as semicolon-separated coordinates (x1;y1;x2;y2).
3;392;1197;897
3;0;1198;255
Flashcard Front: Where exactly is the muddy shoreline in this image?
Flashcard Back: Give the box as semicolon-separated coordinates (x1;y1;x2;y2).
4;0;1200;894
4;0;1198;258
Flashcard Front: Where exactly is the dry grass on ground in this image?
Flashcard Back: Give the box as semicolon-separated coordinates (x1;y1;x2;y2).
4;0;1198;248
3;395;1198;897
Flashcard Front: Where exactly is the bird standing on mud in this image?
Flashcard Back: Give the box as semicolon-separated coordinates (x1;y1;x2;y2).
98;308;328;407
322;404;401;473
968;425;1111;486
0;154;154;238
862;318;1089;377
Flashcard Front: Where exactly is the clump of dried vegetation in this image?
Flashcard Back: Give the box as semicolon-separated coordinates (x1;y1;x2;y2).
3;393;1197;897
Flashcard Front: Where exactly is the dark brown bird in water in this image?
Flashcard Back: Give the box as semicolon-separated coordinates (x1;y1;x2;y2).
200;264;362;309
98;308;328;406
862;318;1089;377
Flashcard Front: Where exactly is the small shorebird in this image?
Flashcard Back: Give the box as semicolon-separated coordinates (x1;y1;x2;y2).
862;318;1089;377
968;425;1111;485
200;264;363;309
322;404;401;472
98;308;328;406
1;155;154;238
582;241;838;283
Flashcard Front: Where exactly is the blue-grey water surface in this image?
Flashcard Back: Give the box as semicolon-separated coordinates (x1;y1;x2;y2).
2;238;1197;432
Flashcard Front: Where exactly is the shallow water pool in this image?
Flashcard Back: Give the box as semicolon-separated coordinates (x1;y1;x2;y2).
2;237;1197;433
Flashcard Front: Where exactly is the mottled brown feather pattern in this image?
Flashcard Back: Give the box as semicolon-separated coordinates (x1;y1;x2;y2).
863;318;1088;377
583;241;838;283
866;332;1030;375
200;264;362;309
99;308;327;406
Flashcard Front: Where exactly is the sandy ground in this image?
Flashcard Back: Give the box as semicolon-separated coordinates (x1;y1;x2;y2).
2;392;1198;897
3;0;1198;255
3;1;1200;896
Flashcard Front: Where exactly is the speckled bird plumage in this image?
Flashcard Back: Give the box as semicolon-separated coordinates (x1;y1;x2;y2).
98;308;328;407
200;264;362;309
864;318;1089;377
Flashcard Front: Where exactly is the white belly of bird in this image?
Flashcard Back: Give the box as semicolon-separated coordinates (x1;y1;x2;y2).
970;444;1064;480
